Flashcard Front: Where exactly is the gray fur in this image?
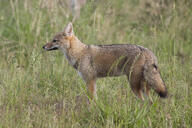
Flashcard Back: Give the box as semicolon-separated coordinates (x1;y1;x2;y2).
43;23;168;100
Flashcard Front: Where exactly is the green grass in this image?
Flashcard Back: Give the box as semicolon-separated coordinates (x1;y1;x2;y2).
0;0;192;127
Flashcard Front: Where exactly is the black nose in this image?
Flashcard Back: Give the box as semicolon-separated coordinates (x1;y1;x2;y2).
42;46;45;49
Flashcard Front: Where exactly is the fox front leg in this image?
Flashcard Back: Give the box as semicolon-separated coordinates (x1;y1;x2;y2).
141;80;153;103
86;79;97;100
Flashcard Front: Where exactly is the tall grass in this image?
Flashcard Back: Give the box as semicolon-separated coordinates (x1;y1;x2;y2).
0;0;191;127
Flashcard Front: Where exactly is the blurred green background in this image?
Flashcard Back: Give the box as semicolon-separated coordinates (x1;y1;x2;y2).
0;0;191;127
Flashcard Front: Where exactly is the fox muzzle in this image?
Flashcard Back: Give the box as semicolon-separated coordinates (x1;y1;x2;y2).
42;45;58;51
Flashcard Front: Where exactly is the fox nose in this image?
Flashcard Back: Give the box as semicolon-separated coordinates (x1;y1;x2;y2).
42;45;46;49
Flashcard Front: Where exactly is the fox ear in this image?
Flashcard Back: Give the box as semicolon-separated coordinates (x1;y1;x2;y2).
64;22;74;36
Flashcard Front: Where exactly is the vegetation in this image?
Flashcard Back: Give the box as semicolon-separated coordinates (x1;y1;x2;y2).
0;0;191;127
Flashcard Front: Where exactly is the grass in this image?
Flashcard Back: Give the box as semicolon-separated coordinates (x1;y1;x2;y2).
0;0;192;127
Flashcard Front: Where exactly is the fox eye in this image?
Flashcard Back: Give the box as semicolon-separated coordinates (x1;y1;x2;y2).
153;64;158;70
53;39;57;42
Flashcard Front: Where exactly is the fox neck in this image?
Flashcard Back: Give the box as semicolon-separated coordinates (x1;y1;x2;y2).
61;36;87;68
69;36;87;53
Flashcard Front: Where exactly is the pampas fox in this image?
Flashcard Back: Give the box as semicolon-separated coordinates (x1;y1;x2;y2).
43;22;167;101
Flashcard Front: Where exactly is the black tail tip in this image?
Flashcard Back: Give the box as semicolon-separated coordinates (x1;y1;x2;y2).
158;90;168;98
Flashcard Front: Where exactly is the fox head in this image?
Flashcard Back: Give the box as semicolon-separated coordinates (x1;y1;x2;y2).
43;22;74;51
143;62;168;98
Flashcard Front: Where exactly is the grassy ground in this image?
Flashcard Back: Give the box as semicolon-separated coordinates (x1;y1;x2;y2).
0;0;192;127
